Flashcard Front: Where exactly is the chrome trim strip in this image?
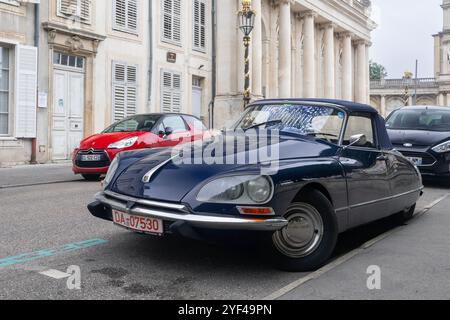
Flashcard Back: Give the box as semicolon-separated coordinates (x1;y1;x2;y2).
96;192;288;231
335;187;423;212
142;155;178;183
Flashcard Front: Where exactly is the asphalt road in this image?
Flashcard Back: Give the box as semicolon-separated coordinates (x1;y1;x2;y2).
0;173;449;300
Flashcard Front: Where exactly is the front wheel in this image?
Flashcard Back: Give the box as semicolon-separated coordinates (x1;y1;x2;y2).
81;174;102;181
262;189;338;272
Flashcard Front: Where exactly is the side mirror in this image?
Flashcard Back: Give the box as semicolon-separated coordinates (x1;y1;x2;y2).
164;127;174;136
347;134;367;148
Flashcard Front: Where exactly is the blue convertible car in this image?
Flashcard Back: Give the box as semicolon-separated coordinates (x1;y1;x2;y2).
88;99;423;271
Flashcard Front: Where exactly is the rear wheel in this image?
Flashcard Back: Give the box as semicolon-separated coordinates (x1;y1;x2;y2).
263;189;338;272
82;174;102;182
393;204;416;224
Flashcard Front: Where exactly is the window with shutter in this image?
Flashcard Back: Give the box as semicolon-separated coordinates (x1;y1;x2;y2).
161;70;182;113
113;0;138;34
112;62;138;122
58;0;91;23
15;45;38;138
0;46;10;135
162;0;181;45
193;0;206;51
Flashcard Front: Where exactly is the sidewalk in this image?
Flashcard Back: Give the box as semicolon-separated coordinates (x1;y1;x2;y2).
279;195;450;300
0;162;81;188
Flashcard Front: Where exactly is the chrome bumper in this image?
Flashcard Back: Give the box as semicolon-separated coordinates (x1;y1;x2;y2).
93;191;288;232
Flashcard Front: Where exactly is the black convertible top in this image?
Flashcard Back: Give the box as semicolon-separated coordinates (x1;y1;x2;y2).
250;98;378;114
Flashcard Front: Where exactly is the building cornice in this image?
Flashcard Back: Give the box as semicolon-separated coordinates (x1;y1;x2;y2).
42;22;106;42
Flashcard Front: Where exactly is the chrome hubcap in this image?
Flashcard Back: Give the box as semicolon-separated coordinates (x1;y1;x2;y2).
273;203;324;258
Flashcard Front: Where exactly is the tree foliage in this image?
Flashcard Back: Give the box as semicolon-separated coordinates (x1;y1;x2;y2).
370;60;388;81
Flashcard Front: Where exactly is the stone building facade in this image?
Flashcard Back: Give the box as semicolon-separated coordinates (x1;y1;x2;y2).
0;0;38;165
0;0;375;166
370;0;450;117
214;0;376;128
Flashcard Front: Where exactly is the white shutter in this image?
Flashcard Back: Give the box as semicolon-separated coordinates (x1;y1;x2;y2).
80;0;91;21
15;45;37;138
127;0;138;31
59;0;78;16
193;0;206;51
114;0;127;28
112;62;138;122
161;70;182;113
126;65;137;116
161;71;173;113
113;0;138;33
162;0;181;44
58;0;91;22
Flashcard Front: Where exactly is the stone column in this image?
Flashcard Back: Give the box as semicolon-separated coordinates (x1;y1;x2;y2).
323;23;336;99
302;11;317;98
295;14;304;97
341;32;353;101
216;0;237;96
278;0;292;98
252;0;263;98
380;95;387;117
366;42;372;103
439;93;445;106
355;39;367;103
447;92;450;106
213;0;239;129
269;6;279;98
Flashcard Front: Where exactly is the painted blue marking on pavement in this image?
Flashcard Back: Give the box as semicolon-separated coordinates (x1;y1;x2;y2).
0;239;108;268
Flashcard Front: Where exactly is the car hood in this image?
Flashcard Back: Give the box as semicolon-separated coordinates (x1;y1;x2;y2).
80;132;145;149
387;129;450;147
111;133;338;202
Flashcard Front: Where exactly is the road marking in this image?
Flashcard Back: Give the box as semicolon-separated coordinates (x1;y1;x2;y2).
0;179;84;190
264;193;450;300
39;269;71;279
415;194;450;218
0;239;107;269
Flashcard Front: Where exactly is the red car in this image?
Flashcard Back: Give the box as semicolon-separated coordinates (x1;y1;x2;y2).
73;113;209;181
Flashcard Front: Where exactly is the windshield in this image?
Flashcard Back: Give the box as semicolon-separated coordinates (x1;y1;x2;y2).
386;109;450;132
233;104;346;143
103;115;161;133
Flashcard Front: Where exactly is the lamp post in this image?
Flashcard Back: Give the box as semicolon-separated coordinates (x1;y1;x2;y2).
238;0;256;107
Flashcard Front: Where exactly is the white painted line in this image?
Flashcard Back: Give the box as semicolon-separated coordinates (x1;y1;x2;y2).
39;269;71;280
264;193;450;301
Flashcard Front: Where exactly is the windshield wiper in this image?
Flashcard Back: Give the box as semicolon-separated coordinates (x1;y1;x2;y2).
243;120;282;132
306;132;338;138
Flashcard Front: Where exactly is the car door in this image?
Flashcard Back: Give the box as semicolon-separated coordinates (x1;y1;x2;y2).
339;113;391;228
153;115;191;148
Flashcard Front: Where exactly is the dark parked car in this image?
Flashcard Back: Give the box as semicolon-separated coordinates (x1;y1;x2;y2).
386;106;450;177
88;99;423;271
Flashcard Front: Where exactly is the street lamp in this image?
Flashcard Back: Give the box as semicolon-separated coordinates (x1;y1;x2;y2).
238;0;256;107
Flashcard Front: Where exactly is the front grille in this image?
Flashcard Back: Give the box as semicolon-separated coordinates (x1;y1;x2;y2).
398;150;436;166
103;191;189;214
75;149;111;168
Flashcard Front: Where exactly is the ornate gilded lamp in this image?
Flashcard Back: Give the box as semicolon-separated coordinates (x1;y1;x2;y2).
238;0;256;107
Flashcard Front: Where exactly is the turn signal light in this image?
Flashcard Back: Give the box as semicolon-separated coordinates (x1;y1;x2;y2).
238;207;275;216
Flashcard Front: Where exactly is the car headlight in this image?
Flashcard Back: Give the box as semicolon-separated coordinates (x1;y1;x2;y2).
103;157;120;189
196;175;273;204
432;140;450;154
108;137;138;149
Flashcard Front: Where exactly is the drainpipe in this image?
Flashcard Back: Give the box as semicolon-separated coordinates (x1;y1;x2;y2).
208;0;217;129
147;0;153;110
31;2;40;164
